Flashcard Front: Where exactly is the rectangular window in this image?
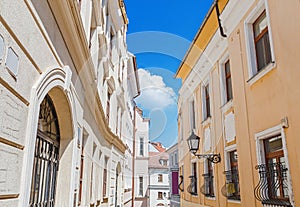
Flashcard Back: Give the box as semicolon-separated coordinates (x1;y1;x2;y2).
253;11;271;72
263;136;289;200
139;176;143;196
202;160;214;197
158;174;163;182
223;150;240;200
203;84;211;120
106;91;111;122
191;162;197;194
171;171;179;195
103;157;108;197
189;100;196;130
139;137;144;156
158;192;163;199
224;60;233;102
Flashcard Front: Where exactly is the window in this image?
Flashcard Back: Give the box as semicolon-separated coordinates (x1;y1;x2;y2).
188;162;197;195
244;2;275;82
29;95;60;207
106;91;111;122
139;176;143;196
224;60;233;102
263;136;288;200
201;159;214;197
103;157;108;197
139;137;144;156
189;100;195;130
253;11;271;72
222;150;240;200
203;84;211;120
158;174;163;182
158;192;163;199
174;153;178;165
254;131;291;206
6;47;19;77
159;159;168;166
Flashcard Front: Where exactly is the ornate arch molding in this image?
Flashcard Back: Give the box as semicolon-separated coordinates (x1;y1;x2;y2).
22;66;76;207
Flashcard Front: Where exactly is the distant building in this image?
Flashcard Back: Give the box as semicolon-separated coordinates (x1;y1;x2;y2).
134;107;150;207
148;142;170;207
167;143;180;207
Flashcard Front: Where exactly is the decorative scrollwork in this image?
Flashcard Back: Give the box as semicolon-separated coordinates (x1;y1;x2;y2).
254;162;292;207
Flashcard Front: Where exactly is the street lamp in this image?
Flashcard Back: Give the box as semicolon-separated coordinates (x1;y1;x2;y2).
187;131;221;163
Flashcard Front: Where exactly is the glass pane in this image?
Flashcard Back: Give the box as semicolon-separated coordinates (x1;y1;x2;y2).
265;136;283;153
254;12;268;38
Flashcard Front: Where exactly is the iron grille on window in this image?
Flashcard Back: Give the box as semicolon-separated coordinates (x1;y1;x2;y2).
29;95;60;207
178;175;184;192
254;162;292;207
221;169;240;200
187;175;197;195
200;173;214;197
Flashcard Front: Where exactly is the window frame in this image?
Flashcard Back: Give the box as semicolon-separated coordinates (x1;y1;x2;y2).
139;137;144;156
255;125;293;205
202;82;211;121
158;174;163;182
244;0;276;85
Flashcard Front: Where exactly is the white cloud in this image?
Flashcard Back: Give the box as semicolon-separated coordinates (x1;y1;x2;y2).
135;69;177;109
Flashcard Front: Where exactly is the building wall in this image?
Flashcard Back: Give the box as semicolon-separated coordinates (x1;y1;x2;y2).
0;0;139;207
177;0;300;207
134;108;150;207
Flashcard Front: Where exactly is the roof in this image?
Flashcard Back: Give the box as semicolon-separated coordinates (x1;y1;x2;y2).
175;0;229;82
148;152;169;169
149;142;166;152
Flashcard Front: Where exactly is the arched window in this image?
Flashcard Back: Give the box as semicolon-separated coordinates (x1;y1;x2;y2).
29;94;60;207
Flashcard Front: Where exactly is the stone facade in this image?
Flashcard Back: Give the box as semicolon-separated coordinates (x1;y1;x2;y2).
0;0;146;207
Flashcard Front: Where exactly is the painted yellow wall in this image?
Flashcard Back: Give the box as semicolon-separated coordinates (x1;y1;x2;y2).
178;0;300;206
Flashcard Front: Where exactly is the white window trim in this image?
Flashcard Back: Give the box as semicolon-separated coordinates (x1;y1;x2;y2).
219;52;230;106
244;0;276;85
224;144;237;171
255;124;294;206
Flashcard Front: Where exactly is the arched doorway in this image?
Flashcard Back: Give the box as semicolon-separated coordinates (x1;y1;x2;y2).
29;94;60;207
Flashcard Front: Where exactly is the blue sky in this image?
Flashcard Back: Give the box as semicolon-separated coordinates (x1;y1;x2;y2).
125;0;214;148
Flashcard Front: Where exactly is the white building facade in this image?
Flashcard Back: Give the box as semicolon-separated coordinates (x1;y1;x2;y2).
148;144;170;207
0;0;141;207
133;107;150;207
167;144;180;207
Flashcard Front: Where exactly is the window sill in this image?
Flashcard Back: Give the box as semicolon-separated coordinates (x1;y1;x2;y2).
205;196;216;200
220;99;233;114
247;62;276;86
201;116;211;127
228;199;241;204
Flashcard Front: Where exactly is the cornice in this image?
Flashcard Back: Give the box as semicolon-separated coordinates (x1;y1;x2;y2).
48;0;127;154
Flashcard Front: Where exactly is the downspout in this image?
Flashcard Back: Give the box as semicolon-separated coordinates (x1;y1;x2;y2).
132;106;137;207
215;0;227;38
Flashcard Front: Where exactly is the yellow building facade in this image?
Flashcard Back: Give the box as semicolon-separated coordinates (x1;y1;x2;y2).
176;0;300;207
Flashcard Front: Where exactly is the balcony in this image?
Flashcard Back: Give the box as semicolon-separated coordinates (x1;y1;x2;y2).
200;173;215;198
221;169;240;200
187;176;197;195
254;162;292;207
178;175;184;192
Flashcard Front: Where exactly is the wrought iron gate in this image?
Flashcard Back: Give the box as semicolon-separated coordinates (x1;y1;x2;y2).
29;95;60;207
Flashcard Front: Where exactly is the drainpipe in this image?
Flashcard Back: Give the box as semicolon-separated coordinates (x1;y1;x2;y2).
215;0;227;38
